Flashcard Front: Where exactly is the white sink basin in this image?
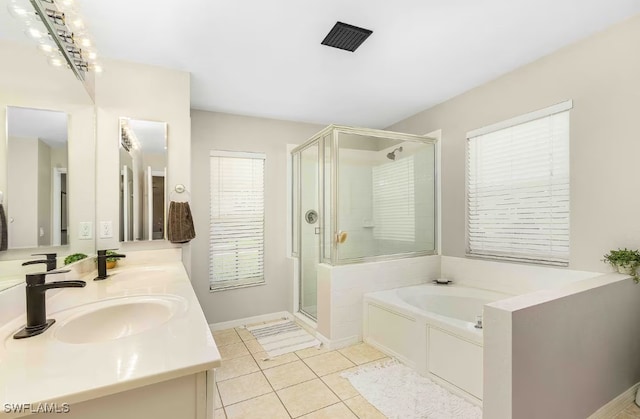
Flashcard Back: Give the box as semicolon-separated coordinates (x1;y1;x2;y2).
54;296;186;344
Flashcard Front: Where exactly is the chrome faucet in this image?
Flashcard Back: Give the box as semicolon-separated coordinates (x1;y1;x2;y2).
13;270;86;339
21;253;57;272
94;249;126;281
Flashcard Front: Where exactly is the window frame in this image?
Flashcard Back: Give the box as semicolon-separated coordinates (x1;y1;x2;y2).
465;100;572;266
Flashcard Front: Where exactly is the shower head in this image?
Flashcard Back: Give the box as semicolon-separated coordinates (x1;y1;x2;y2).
386;146;403;160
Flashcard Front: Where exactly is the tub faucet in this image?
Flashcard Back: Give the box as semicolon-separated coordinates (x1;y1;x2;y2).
474;315;483;329
13;270;86;339
94;249;126;281
22;253;57;271
433;278;453;285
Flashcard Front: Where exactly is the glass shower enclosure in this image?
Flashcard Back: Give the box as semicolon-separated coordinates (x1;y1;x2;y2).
291;125;437;320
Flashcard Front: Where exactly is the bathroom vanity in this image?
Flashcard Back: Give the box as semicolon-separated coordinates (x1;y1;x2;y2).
0;249;221;419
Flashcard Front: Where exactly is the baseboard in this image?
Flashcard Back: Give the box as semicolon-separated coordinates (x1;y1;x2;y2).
588;383;640;419
209;311;291;331
293;312;317;330
315;333;360;350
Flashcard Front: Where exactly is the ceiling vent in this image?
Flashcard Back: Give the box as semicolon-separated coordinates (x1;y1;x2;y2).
321;22;373;52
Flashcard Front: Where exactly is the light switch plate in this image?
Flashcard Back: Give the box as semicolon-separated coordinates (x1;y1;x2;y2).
79;222;92;240
99;221;113;239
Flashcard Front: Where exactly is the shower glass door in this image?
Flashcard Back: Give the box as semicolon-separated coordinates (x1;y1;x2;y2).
299;142;320;320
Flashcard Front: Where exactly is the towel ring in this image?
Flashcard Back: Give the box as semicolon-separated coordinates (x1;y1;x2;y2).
170;184;191;202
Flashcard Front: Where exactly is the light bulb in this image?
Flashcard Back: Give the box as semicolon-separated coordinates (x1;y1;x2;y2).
71;18;84;30
48;57;64;67
80;37;91;47
7;3;30;19
92;64;103;73
38;43;56;54
39;44;53;53
25;27;44;39
87;51;97;61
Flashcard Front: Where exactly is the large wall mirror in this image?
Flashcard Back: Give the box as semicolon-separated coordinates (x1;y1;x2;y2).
6;107;69;249
0;36;96;293
119;117;167;242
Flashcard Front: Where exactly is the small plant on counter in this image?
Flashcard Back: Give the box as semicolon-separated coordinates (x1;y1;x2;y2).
105;250;122;263
603;248;640;282
94;250;123;269
64;253;88;265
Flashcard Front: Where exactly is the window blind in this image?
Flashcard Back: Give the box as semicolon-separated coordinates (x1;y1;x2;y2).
210;151;265;290
466;104;570;265
372;156;415;242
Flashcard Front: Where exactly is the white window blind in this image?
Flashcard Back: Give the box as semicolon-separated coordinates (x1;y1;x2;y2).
372;156;415;242
466;102;571;265
210;151;265;290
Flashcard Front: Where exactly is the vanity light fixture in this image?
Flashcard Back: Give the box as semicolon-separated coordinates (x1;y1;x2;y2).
8;0;102;80
120;121;141;153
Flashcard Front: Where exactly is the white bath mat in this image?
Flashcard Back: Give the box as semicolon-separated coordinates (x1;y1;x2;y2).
342;359;482;419
246;320;321;358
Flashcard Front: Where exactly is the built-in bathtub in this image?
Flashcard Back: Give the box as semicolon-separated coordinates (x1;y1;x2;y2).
363;284;511;404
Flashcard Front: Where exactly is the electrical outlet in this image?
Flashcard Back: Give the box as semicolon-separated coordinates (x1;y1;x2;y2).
79;222;92;240
99;221;113;239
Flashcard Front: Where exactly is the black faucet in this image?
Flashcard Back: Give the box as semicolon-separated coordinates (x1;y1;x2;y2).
22;253;57;272
94;249;126;281
13;270;86;339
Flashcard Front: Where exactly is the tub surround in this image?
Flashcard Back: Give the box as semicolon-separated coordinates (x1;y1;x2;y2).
484;273;640;419
314;254;602;349
316;255;440;348
441;256;602;295
314;253;634;414
363;284;510;404
0;248;221;419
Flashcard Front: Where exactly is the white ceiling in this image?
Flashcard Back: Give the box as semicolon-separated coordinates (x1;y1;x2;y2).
7;107;68;148
3;1;640;128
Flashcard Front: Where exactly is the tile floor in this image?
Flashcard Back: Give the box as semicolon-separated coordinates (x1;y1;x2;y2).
614;402;640;419
212;326;390;419
212;324;640;419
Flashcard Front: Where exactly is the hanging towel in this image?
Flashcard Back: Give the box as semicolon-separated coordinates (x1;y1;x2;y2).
167;201;196;243
0;203;7;251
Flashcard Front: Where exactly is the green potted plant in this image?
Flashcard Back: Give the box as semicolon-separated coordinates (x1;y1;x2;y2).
64;253;88;265
603;248;640;281
104;250;121;270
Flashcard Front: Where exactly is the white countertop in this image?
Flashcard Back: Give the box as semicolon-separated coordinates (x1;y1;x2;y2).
0;254;221;418
0;276;21;293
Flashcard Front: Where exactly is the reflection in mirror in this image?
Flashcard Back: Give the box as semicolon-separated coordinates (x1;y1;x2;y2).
6;107;68;249
119;118;167;242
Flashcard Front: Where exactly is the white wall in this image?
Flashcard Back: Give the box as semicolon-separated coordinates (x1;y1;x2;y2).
6;137;38;248
190;110;323;323
0;40;95;258
37;140;51;246
94;58;191;267
387;15;640;273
